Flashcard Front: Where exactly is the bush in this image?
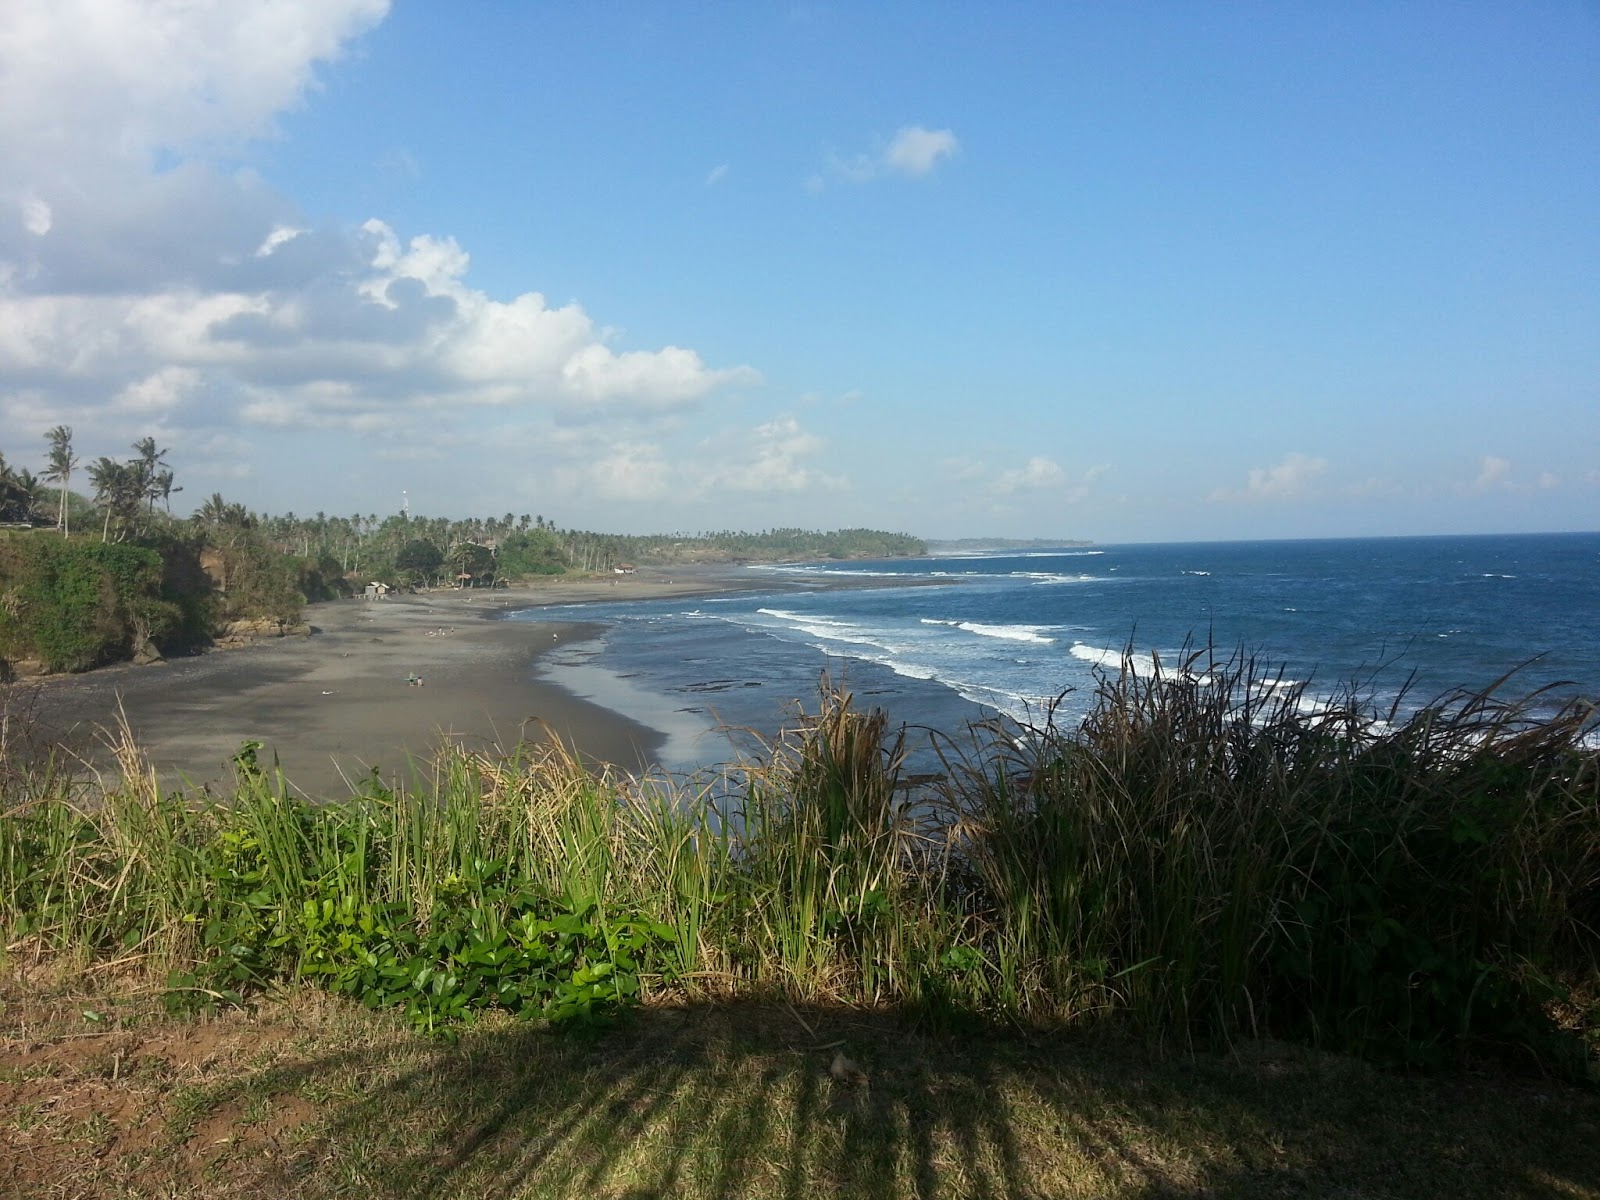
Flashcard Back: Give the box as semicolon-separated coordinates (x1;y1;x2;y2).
2;668;1595;1070
0;537;177;671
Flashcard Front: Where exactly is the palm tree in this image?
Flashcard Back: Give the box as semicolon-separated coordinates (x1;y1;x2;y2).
0;452;22;523
12;468;41;523
87;457;141;542
43;425;77;536
154;467;181;514
131;436;169;513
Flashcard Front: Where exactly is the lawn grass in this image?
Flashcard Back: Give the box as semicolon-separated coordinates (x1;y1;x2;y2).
3;978;1598;1199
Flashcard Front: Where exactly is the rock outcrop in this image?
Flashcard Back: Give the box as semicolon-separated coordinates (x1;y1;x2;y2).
212;617;312;646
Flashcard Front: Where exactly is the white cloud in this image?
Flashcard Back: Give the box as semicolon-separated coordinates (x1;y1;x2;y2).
255;225;304;257
993;456;1066;495
0;0;759;484
816;124;959;188
20;195;51;235
1464;456;1564;496
705;163;730;187
990;457;1108;502
701;416;844;494
1473;455;1512;492
112;365;201;414
884;126;959;177
577;443;673;502
1209;453;1328;503
0;0;390;169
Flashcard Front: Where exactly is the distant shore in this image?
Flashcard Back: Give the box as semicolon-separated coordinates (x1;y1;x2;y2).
9;566;773;797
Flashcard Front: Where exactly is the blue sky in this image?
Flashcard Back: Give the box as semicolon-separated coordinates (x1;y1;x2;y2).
1;2;1595;541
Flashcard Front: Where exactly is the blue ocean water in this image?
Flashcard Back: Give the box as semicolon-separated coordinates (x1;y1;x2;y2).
510;533;1600;769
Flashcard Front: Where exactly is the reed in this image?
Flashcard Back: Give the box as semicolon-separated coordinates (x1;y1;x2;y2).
1;664;1595;1070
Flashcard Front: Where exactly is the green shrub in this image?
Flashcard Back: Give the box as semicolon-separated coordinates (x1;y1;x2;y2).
0;537;176;670
2;669;1595;1070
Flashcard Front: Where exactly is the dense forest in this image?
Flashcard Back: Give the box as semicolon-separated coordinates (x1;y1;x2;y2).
0;429;922;677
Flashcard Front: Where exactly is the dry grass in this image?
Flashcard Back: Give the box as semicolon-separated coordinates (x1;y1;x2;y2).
3;974;1599;1199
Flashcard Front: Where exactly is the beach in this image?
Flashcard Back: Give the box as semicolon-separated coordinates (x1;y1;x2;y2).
8;568;760;798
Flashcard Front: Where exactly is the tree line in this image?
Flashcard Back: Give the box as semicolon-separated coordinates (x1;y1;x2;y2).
0;427;923;675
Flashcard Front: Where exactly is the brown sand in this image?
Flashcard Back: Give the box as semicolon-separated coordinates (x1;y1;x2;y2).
9;568;760;798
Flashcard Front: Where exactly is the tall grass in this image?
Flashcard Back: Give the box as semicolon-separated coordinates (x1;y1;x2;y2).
2;661;1596;1070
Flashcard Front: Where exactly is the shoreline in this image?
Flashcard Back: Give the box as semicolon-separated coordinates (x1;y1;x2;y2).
8;566;773;797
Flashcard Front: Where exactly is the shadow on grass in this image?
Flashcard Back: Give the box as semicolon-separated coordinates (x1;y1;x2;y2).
214;1002;1599;1200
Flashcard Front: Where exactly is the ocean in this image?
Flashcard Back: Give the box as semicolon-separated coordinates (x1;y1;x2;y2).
508;532;1600;770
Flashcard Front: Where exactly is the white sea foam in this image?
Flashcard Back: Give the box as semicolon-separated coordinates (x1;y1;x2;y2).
920;618;1058;645
750;564;910;578
1181;570;1211;576
941;549;1104;560
754;608;907;655
1028;576;1086;586
883;659;939;681
758;607;853;627
1069;642;1163;676
1294;695;1337;716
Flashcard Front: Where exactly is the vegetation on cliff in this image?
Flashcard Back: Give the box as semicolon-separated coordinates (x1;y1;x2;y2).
4;656;1595;1079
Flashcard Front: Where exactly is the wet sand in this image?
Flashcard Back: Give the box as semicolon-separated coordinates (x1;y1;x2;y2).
8;568;762;798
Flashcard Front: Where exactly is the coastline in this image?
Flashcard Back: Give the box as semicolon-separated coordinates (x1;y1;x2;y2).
8;566;769;798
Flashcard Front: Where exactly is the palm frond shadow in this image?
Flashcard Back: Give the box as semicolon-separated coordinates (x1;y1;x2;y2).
207;1002;1600;1200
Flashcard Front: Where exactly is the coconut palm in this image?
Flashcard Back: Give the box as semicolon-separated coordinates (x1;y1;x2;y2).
87;457;142;542
43;425;77;535
131;436;169;513
0;451;24;522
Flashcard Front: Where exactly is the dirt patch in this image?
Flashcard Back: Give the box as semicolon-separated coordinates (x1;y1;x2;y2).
0;986;325;1197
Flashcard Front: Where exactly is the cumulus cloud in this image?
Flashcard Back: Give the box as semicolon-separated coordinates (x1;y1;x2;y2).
1464;456;1564;496
884;126;959;177
1209;453;1328;503
112;366;202;415
701;415;844;494
1472;455;1513;492
986;457;1108;502
993;456;1066;495
0;0;390;167
577;442;674;502
815;124;959;188
544;415;844;506
20;196;52;236
0;0;757;489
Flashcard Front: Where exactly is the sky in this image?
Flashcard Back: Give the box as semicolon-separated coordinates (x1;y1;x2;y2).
1;1;1596;543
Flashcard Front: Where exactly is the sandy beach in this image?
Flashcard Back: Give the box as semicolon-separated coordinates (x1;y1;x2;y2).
7;567;763;798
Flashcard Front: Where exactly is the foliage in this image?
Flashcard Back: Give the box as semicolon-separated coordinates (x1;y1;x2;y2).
447;540;495;587
0;451;45;525
496;528;567;577
190;497;318;619
395;537;444;587
0;537;178;671
557;526;926;571
3;667;1595;1073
